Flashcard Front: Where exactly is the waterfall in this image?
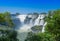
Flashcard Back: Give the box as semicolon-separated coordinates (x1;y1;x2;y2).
13;14;46;41
16;15;33;41
42;22;47;32
34;15;41;25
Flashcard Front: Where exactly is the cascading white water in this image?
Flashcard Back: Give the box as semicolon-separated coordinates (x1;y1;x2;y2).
42;22;47;32
16;15;33;41
14;14;46;41
34;15;40;25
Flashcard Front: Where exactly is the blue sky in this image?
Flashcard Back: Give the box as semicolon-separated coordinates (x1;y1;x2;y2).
0;0;60;14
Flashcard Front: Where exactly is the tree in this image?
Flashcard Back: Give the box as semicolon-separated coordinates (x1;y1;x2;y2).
45;10;60;41
0;13;6;25
25;32;55;41
0;12;14;27
0;30;18;41
0;12;18;41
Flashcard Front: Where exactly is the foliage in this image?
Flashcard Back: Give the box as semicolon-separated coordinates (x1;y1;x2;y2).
25;32;55;41
45;10;60;41
0;30;18;41
25;32;41;41
0;12;18;41
0;13;6;24
0;12;14;27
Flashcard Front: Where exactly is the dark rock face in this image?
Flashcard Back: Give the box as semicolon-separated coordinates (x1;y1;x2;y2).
31;25;43;33
24;16;32;24
24;14;39;24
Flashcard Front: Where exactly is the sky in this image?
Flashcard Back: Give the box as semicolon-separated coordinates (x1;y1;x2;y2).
0;0;60;14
